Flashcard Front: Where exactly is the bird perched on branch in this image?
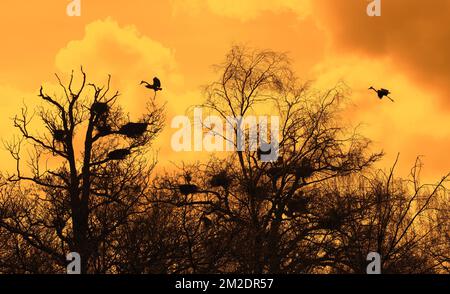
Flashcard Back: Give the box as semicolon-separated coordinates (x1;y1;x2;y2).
178;184;198;196
107;149;131;160
119;122;149;138
141;77;162;92
369;87;395;102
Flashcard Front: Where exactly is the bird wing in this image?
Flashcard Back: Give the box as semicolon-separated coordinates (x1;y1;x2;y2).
153;77;161;88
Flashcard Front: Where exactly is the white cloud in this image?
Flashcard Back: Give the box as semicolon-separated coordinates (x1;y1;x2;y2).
55;18;183;117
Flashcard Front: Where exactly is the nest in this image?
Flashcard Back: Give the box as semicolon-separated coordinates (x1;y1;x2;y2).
178;184;199;196
107;149;130;160
98;125;112;136
91;102;109;115
318;209;343;230
246;184;269;200
200;215;213;227
267;167;284;179
286;197;309;216
119;122;148;138
294;158;314;178
210;171;232;188
53;130;66;142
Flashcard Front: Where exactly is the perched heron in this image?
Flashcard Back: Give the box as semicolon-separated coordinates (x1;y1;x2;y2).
107;149;131;160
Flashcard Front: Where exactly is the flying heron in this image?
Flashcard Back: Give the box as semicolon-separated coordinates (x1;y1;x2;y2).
369;86;394;102
141;77;162;92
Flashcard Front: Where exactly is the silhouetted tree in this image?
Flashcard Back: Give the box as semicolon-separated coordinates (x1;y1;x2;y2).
0;48;448;275
0;69;164;273
314;156;449;273
160;46;383;273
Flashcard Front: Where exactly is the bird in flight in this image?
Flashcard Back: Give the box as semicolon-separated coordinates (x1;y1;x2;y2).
141;77;162;92
369;86;394;102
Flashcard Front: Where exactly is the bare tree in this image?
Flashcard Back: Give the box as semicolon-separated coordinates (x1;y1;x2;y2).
318;157;450;273
1;69;164;273
159;46;382;273
1;48;448;275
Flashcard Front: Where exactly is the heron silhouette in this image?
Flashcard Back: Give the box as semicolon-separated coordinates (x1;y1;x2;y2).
369;87;394;102
141;77;162;92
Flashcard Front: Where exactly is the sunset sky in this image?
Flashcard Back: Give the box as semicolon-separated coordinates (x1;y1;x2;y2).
0;0;449;182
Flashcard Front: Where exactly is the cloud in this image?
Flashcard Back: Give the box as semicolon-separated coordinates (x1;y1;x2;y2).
56;18;177;75
0;18;191;173
171;0;450;109
55;18;183;116
54;18;204;168
171;0;312;21
309;54;450;180
310;0;450;109
2;5;447;180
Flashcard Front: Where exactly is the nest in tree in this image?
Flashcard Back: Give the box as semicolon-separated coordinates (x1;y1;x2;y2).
267;166;284;179
318;208;343;230
294;158;314;178
286;197;309;217
96;124;112;136
178;184;199;196
210;171;232;188
200;215;213;228
119;122;149;138
53;129;66;142
107;149;131;160
246;184;269;200
91;102;109;115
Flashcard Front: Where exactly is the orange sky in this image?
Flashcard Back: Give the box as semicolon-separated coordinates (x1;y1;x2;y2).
0;0;449;182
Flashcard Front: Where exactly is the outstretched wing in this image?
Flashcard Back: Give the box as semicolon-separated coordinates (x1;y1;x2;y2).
153;77;161;88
